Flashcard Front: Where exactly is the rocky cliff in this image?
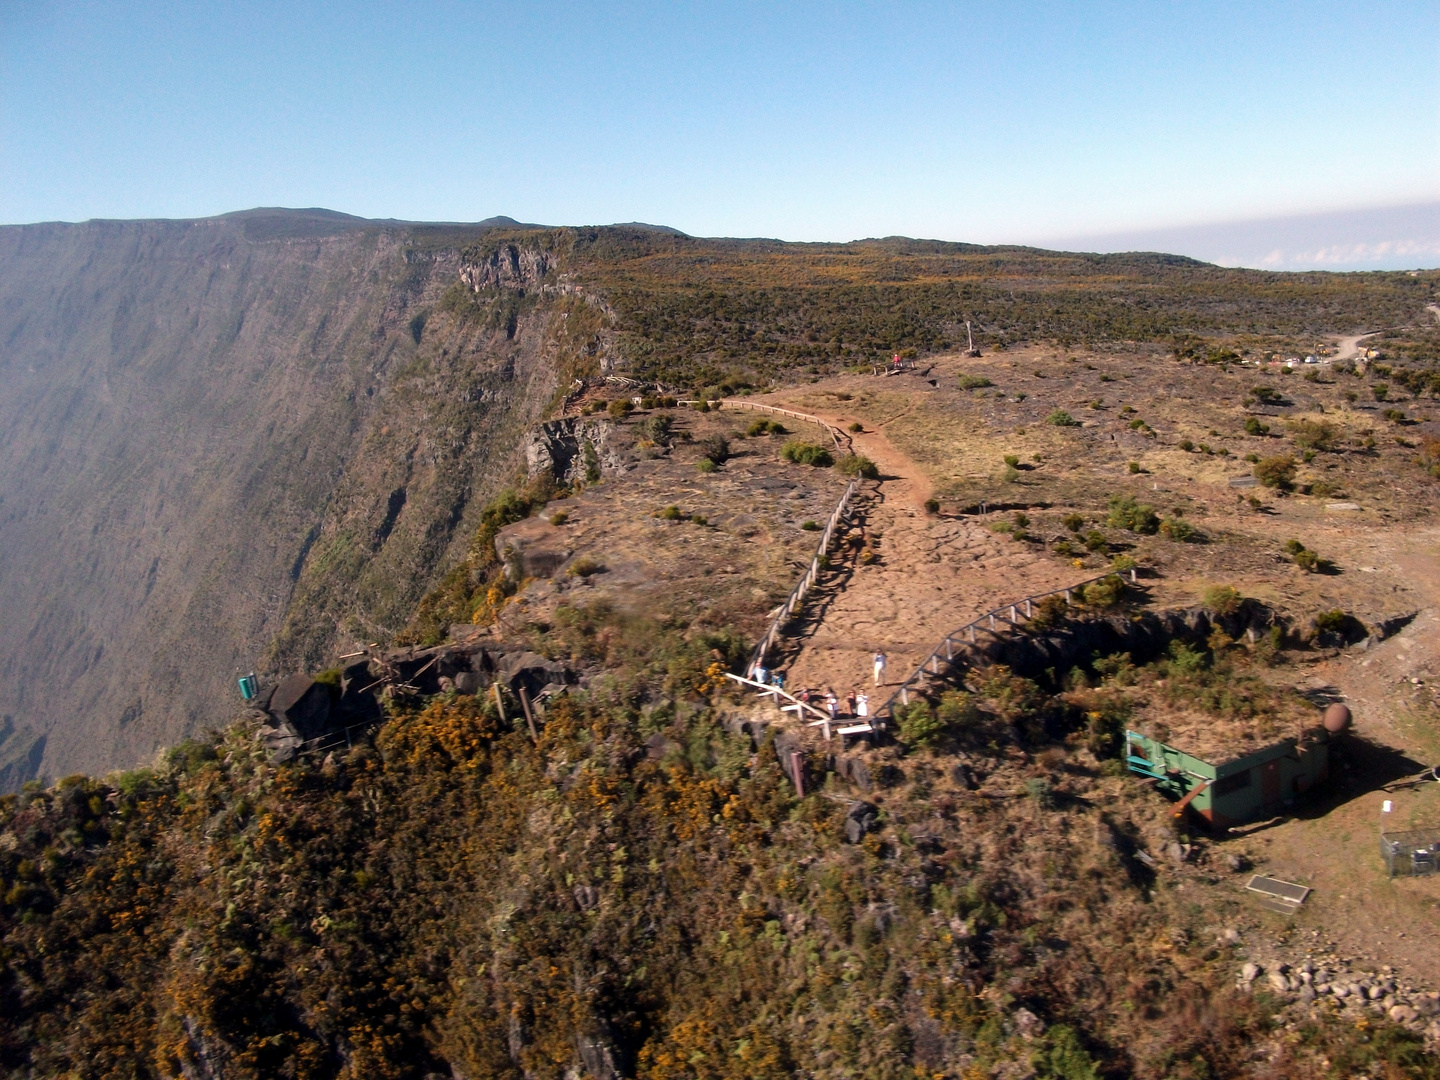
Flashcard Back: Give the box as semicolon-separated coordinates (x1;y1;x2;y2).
0;210;600;785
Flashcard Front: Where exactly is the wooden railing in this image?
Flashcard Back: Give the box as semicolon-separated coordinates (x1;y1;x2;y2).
676;398;853;454
745;477;861;678
876;567;1140;719
671;397;865;680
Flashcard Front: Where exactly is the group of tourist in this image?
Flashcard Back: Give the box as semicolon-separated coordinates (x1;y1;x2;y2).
750;651;889;722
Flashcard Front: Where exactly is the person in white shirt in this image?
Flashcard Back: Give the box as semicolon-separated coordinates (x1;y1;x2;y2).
873;651;887;686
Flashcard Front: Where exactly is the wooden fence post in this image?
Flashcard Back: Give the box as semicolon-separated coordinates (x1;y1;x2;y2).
519;687;539;744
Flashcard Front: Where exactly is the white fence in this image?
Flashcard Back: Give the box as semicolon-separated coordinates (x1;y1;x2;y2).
745;478;862;678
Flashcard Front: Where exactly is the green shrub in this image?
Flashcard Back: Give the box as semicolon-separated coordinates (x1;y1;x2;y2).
1178;439;1194;452
836;453;879;478
695;458;716;473
1047;409;1079;427
1315;609;1354;634
698;434;730;466
1383;408;1407;423
1003;454;1020;468
607;398;634;419
923;497;940;514
1288;418;1338;451
1159;516;1199;542
1081;574;1125;607
1202;585;1242;616
1253;454;1297;489
1107;495;1159;534
1025;777;1056;810
549;510;569;526
780;440;834;467
1165;639;1209;674
745;417;786;436
1083;530;1108;552
1244;416;1270;436
1373;382;1390;401
1062;513;1084;532
655;505;685;521
847;421;863;432
567;556;605;577
896;701;947;749
800;520;820;531
638;413;674;444
957;374;993;389
1127;461;1142;474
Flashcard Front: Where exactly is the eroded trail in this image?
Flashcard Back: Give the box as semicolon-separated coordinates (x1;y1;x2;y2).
752;395;1078;702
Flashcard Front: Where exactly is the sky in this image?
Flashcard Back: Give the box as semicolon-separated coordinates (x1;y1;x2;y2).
2;1;1438;265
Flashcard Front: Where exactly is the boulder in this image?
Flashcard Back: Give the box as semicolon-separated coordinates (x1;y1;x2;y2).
261;721;303;763
1241;962;1260;983
1012;1008;1045;1040
498;651;575;698
267;674;332;741
845;801;879;844
493;516;572;579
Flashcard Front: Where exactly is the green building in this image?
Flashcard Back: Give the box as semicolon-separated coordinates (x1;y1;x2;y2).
1125;724;1331;828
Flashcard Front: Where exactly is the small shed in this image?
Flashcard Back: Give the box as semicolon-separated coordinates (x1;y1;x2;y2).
1125;724;1332;828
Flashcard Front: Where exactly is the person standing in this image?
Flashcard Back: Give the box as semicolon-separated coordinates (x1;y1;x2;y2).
825;689;839;721
754;662;768;685
856;692;869;718
845;688;858;717
873;650;887;686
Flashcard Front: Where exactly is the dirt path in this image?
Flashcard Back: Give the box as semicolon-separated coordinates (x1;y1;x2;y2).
747;392;1079;701
1332;331;1380;362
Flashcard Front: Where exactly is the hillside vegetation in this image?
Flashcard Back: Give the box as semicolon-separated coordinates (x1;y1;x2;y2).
5;609;1432;1079
470;227;1437;388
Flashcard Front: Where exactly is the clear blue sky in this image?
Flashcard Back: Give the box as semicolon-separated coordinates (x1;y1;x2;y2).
2;1;1437;243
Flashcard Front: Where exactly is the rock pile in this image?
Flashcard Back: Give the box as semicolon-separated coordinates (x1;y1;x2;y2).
1239;957;1440;1041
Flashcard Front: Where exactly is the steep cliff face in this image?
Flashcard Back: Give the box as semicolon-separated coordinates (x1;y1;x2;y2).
0;211;596;784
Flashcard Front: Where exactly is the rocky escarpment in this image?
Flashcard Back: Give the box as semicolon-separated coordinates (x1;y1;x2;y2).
0;211;605;786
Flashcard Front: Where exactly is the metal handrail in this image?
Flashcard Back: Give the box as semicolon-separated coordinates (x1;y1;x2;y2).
877;567;1140;718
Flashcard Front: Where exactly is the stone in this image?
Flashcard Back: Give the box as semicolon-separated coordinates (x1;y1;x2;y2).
844;801;879;844
453;671;480;694
1268;972;1291;993
1013;1008;1045;1039
1298;985;1316;1004
266;673;332;741
1241;962;1261;983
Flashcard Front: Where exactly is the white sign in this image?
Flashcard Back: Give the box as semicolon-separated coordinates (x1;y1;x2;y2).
1383;800;1393;813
